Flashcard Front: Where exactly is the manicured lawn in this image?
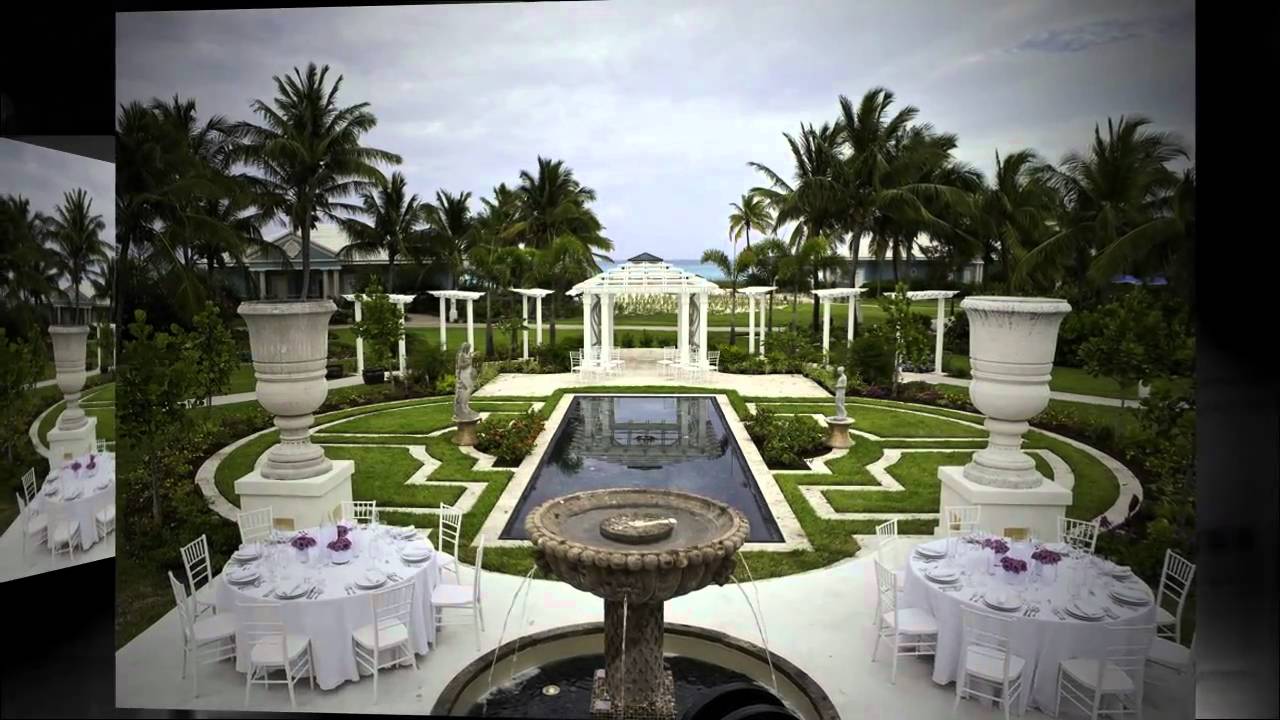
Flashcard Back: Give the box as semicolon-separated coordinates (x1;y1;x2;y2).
321;401;530;434
943;354;1191;402
37;383;117;446
227;363;257;395
764;402;986;438
213;430;278;506
823;451;1054;513
323;445;464;508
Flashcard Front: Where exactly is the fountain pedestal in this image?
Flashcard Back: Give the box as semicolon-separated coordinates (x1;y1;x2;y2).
592;601;674;719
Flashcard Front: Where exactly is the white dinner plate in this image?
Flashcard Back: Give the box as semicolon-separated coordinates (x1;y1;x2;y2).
983;591;1023;613
915;545;948;559
233;545;261;561
1065;599;1105;620
394;526;418;539
355;572;387;590
925;567;961;584
226;568;260;585
1109;587;1151;606
274;582;313;600
1042;542;1072;554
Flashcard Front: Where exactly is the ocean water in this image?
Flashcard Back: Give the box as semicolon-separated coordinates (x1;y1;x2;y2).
599;258;725;281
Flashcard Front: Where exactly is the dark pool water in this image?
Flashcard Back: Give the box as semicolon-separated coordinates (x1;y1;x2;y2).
465;654;763;718
500;396;782;543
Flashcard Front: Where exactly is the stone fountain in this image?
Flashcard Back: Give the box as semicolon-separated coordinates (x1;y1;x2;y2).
527;488;750;719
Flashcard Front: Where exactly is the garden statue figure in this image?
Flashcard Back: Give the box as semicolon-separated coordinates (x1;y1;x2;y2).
453;342;480;422
834;366;847;420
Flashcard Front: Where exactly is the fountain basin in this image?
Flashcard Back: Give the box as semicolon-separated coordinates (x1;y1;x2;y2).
432;622;839;720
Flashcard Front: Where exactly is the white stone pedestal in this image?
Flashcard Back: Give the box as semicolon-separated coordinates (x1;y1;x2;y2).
826;417;853;449
46;416;98;469
935;465;1071;540
235;459;354;531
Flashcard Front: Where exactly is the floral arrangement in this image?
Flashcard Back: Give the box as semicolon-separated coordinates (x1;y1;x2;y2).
1000;556;1028;574
71;461;82;472
327;536;352;553
87;454;97;469
337;524;350;539
981;538;1010;555
290;533;317;551
1031;548;1063;565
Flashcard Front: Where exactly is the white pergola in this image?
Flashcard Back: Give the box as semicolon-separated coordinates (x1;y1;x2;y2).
427;290;485;352
812;287;868;361
739;286;777;356
566;254;723;372
511;288;554;360
906;290;960;374
343;293;417;376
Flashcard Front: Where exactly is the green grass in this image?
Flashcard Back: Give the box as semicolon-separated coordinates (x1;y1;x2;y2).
227;363;257;395
616;298;940;328
213;430;278;506
822;451;1053;513
943;354;1191;402
761;402;985;438
321;401;530;434
322;445;463;508
36;386;117;446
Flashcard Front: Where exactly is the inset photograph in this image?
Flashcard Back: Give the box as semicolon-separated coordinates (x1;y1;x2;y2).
0;137;116;584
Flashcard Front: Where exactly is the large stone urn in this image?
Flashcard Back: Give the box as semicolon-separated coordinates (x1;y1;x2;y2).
46;324;97;463
936;297;1073;540
233;300;353;530
528;489;749;719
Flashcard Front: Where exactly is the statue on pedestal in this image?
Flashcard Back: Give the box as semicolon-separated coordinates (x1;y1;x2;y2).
453;342;480;422
834;366;847;420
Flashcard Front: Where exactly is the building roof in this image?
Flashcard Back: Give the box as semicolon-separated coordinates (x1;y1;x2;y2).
851;232;983;264
567;259;723;296
242;224;387;269
627;252;664;263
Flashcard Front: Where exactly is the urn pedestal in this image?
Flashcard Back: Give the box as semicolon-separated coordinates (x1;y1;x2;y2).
825;417;853;449
47;418;98;468
233;300;352;528
453;417;480;446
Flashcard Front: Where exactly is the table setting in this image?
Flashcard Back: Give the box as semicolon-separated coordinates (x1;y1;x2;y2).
32;451;115;550
215;519;441;690
902;533;1157;713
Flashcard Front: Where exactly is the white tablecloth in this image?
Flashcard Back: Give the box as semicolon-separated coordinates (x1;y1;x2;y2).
902;538;1157;714
215;524;441;691
31;452;115;551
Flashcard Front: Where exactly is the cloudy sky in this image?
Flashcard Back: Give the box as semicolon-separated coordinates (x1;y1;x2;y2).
116;0;1195;261
0;138;116;250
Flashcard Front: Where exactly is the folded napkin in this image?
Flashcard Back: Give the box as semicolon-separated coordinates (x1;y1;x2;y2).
402;540;433;556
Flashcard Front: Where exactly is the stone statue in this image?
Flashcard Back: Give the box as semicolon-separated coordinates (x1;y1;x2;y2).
834;366;847;420
453;342;479;421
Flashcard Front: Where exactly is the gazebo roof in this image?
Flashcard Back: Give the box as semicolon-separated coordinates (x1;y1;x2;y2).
428;290;486;300
739;286;777;296
905;290;960;300
813;287;867;298
511;288;555;298
567;258;722;296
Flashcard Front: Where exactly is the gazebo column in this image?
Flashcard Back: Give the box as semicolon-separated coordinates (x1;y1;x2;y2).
847;297;855;344
521;295;530;360
354;299;365;375
677;291;689;366
601;293;613;367
698;290;709;368
582;292;594;370
747;295;756;354
438;295;448;350
466;299;476;351
934;296;946;374
821;297;832;362
758;295;767;356
396;300;407;376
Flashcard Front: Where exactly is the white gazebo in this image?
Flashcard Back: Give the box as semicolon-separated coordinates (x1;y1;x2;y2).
427;290;485;352
739;286;776;356
342;293;416;376
906;290;960;374
812;287;868;361
511;288;554;360
566;253;723;373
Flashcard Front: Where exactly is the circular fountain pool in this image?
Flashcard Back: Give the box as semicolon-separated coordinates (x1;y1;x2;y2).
432;622;840;720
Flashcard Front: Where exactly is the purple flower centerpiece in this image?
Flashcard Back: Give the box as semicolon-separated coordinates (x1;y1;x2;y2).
291;532;317;562
70;460;82;474
981;538;1010;555
1031;548;1062;566
1000;556;1028;575
327;535;353;563
337;523;351;539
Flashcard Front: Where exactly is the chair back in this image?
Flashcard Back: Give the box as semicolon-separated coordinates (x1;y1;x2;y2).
569;354;582;373
961;606;1018;680
438;502;463;557
1157;550;1195;640
342;500;379;525
22;468;37;503
875;518;898;541
472;534;486;603
168;571;194;642
708;351;720;371
943;505;981;535
181;534;213;594
237;507;274;545
239;601;291;664
44;500;75;539
370;582;415;645
662;346;675;362
1097;623;1156;701
1058;516;1100;553
873;558;898;624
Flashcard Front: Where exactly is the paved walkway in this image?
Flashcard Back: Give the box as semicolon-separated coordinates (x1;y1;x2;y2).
115;546;1192;718
207;375;365;406
900;371;1131;408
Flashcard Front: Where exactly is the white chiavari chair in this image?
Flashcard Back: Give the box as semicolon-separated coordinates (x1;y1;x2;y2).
608;347;625;375
871;519;906;625
431;533;486;651
871;557;938;684
657;346;677;377
1059;516;1101;554
352;582;417;704
21;467;38;504
954;607;1027;720
168;571;236;698
707;350;721;373
1154;549;1195;644
94;502;116;537
45;500;80;566
341;500;379;526
1055;623;1155;720
15;493;46;566
237;507;274;545
240;600;314;709
96;438;111;453
943;506;981;537
181;534;218;619
436;502;464;582
1145;633;1195;691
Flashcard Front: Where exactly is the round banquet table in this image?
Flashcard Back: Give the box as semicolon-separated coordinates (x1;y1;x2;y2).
31;452;115;551
902;537;1157;714
214;523;441;691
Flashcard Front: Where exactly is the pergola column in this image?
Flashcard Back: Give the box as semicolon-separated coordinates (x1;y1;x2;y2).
601;292;613;366
821;297;832;361
758;296;767;356
257;270;267;299
747;295;756;354
847;296;855;343
677;291;689;366
354;299;365;375
698;290;709;368
535;296;544;347
934;296;946;374
582;292;594;369
521;295;530;360
396;299;407;376
438;295;448;350
465;299;476;351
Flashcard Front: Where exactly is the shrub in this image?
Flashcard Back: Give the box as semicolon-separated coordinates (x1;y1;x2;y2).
534;339;576;373
943;354;970;379
410;341;451;386
620;332;636;348
943;311;969;355
745;408;826;469
638;330;656;348
763;328;821;371
476;411;546;466
847;333;895;386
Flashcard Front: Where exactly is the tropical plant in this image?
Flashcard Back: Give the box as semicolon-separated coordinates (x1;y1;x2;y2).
877;283;931;396
471;183;528;356
185;302;238;407
0;194;59;314
0;329;42;463
971;149;1058;287
1078;288;1193;408
417;189;475;293
337;170;425;292
701;245;755;346
351;276;405;372
728;193;773;250
231;62;401;300
45;188;109;317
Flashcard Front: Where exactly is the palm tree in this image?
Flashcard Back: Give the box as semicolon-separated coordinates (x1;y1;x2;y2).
46;188;109;319
1018;116;1187;289
746;236;786;330
701;245;755;347
973;149;1057;288
232;62;401;300
531;235;599;345
337;171;425;292
418;189;475;295
472;183;525;356
728;193;772;250
0;194;58;307
1088;166;1195;295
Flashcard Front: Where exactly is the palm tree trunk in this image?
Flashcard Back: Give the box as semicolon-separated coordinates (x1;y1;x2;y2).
891;246;900;284
300;218;312;301
810;269;820;332
728;234;738;347
387;250;397;292
849;232;861;289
